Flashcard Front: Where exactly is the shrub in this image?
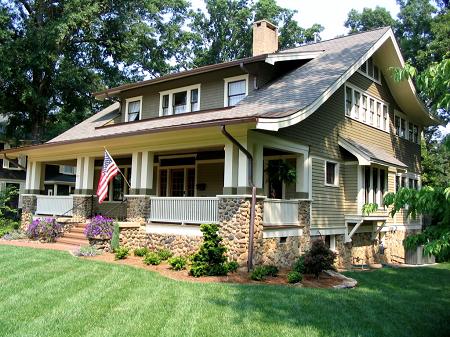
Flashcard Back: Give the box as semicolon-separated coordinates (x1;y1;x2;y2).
2;229;27;240
134;247;150;257
168;256;187;271
74;245;100;257
293;255;306;274
225;261;239;273
250;265;279;281
287;271;303;284
157;249;173;261
144;252;161;265
26;217;62;242
84;215;114;239
110;222;120;252
0;219;19;237
114;246;129;260
189;223;228;277
303;239;337;278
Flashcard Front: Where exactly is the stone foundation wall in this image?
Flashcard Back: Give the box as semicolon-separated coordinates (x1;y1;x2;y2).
126;196;151;223
20;195;37;230
258;236;301;268
72;195;95;222
335;229;420;269
218;197;264;266
119;226;202;256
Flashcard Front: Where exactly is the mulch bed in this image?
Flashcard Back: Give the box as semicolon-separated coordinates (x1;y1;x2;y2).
85;253;345;288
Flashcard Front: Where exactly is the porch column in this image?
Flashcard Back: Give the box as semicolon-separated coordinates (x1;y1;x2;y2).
130;151;142;194
223;142;239;194
253;143;264;191
75;156;84;193
295;152;309;198
27;161;42;194
140;151;155;195
81;156;95;194
237;138;253;195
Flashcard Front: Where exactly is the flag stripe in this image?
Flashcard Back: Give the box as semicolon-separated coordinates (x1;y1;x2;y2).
96;151;120;204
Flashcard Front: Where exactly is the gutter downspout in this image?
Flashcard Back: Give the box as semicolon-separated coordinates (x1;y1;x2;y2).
220;125;257;271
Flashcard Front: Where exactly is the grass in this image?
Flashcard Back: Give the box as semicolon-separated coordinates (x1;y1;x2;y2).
0;246;449;337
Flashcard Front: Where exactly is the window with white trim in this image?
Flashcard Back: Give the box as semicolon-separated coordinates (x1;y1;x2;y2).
224;75;248;107
325;161;339;186
159;84;201;116
358;56;381;83
396;173;420;192
363;166;387;207
345;84;389;132
59;165;76;175
394;110;420;143
125;96;142;122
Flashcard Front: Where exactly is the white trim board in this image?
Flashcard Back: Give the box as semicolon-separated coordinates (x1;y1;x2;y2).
263;227;303;239
224;74;249;107
146;224;202;236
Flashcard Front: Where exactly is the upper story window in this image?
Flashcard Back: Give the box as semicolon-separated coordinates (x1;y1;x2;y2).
125;96;142;122
1;143;26;170
358;56;381;83
324;160;339;187
345;83;389;132
394;110;420;144
224;74;249;107
159;84;201;116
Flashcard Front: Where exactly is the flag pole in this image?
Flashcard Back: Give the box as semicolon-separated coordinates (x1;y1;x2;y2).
104;147;131;189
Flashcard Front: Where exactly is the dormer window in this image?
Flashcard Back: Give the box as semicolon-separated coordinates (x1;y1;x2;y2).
125;96;142;122
359;56;381;83
224;74;249;107
159;84;201;116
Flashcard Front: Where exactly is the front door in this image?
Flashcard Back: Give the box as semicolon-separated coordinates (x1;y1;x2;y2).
170;169;185;196
159;168;195;197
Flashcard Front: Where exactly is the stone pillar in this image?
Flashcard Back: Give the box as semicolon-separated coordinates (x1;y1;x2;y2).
218;196;264;267
298;199;312;253
126;195;151;223
72;195;95;223
20;194;37;230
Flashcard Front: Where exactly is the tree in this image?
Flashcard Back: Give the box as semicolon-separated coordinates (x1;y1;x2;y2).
344;6;395;33
190;0;323;67
0;0;191;143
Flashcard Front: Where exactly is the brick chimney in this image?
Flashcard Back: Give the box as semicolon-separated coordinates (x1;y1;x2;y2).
252;20;278;56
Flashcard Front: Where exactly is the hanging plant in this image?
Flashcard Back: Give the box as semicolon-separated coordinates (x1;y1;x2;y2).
266;160;296;185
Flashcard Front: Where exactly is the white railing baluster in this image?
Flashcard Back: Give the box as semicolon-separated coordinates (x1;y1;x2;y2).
263;199;299;226
35;195;74;216
149;197;219;224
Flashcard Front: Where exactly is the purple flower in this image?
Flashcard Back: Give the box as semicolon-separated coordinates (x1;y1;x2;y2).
84;215;114;239
26;217;62;242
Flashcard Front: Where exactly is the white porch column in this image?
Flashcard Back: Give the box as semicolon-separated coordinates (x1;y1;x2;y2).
29;161;42;193
131;151;142;193
75;156;84;191
140;151;154;195
296;152;309;194
223;142;239;194
81;156;95;193
253;143;264;190
237;138;252;194
25;159;33;191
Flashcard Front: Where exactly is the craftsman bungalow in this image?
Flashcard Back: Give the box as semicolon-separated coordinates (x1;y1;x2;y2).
2;21;437;268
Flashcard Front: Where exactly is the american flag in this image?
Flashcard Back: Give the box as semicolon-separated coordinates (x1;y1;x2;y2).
96;150;119;204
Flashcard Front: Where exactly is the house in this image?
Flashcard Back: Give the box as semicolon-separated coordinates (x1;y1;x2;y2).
2;21;438;268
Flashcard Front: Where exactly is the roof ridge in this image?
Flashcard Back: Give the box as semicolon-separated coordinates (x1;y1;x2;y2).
277;26;391;53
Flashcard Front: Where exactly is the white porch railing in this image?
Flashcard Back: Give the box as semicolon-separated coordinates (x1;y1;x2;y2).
36;195;74;216
150;197;219;224
263;199;300;226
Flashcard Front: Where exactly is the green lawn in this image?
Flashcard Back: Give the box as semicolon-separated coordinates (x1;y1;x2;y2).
1;246;449;337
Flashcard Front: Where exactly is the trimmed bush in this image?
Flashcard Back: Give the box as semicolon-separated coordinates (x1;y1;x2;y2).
287;271;303;284
168;256;187;271
134;247;150;257
74;245;100;257
85;215;114;239
157;249;173;261
303;239;337;278
293;255;306;274
225;261;239;273
26;217;62;242
144;252;161;265
110;222;120;252
114;246;129;260
189;223;228;277
250;265;279;281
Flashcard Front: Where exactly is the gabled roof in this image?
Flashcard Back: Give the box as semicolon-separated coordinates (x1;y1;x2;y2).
338;137;407;168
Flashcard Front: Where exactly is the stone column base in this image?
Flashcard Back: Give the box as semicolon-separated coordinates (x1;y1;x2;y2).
72;195;95;223
20;194;37;230
125;195;151;223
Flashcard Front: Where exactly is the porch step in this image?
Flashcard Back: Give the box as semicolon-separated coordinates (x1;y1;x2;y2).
55;237;89;247
63;231;87;240
70;227;86;234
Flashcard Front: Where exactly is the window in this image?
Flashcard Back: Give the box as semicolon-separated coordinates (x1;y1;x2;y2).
363;166;387;206
224;75;248;107
395;175;401;192
395;111;420;143
364;166;371;204
344;84;388;132
413;125;419;143
395;116;401;136
59;165;76;175
380;169;386;206
159;84;201;116
325;161;338;186
125;97;142;122
359;56;381;83
400;118;406;138
408;122;414;141
372;168;378;203
112;175;124;201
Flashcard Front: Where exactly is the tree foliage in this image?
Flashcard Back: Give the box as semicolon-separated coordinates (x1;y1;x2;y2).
344;6;395;33
0;0;191;143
